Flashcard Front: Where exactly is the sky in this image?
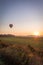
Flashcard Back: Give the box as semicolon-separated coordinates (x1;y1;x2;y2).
0;0;43;36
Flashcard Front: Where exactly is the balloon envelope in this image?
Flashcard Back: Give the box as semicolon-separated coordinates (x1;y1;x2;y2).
9;24;13;28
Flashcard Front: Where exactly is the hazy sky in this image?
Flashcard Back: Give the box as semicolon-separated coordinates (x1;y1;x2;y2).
0;0;43;36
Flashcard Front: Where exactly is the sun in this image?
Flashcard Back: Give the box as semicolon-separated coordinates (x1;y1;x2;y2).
33;32;40;36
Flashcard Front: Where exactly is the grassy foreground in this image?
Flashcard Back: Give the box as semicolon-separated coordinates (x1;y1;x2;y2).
0;36;43;65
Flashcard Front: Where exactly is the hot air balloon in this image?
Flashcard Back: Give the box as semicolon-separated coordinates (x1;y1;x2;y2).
9;24;14;34
9;24;13;28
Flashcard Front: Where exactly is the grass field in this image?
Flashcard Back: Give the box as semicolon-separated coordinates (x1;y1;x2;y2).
0;36;43;48
0;35;43;65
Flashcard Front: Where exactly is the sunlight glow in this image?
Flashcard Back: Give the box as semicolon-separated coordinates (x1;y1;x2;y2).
33;32;40;36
